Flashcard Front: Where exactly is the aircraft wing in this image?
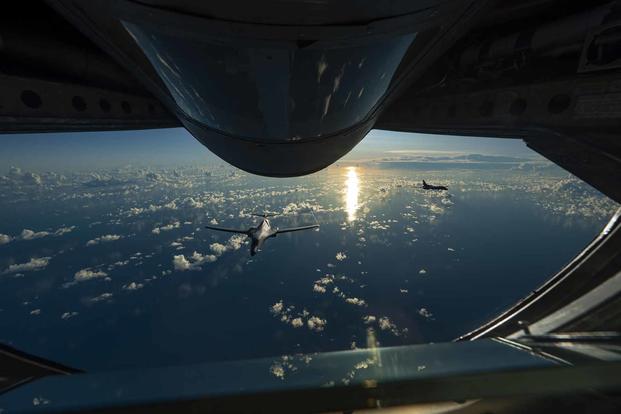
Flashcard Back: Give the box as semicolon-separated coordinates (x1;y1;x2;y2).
276;225;319;234
204;226;248;234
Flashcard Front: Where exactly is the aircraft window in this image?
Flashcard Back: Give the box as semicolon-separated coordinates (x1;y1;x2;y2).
0;129;617;371
123;21;415;140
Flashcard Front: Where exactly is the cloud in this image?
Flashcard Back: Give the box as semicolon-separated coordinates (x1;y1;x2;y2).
61;311;78;320
281;201;323;215
2;257;51;275
227;235;246;251
418;308;433;318
335;252;347;261
209;235;246;256
376;316;408;337
86;234;122;246
362;315;376;324
6;226;76;242
123;282;144;290
145;172;163;182
271;300;284;314
54;226;76;236
83;174;128;188
307;316;327;332
345;297;366;306
270;363;285;379
428;204;444;214
5;166;43;186
313;284;326;293
127;201;178;217
269;300;325;332
152;221;180;234
209;243;227;256
173;255;191;270
19;229;50;240
186;197;204;208
173;251;216;271
74;268;108;282
378;317;396;331
87;292;113;304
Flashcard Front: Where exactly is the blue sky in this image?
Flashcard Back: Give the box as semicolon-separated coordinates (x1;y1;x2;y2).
0;128;537;172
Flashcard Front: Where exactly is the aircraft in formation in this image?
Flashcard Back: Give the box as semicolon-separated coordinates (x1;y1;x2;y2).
422;180;448;191
205;212;319;256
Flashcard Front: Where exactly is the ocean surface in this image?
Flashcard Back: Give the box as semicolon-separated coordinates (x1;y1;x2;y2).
0;163;617;371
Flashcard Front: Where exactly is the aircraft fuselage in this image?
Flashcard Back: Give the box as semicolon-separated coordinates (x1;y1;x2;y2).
248;219;278;255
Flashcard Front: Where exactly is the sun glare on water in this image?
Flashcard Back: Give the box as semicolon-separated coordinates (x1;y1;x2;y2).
345;167;360;222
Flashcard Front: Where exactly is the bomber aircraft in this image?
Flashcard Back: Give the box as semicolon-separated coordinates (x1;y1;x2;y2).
205;212;319;256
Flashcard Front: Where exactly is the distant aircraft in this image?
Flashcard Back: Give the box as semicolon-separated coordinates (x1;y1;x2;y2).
422;180;448;191
205;213;319;256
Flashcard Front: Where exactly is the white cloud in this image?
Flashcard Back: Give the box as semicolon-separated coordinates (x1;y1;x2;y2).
126;200;179;217
145;172;163;182
282;201;321;215
30;309;41;315
210;242;227;256
345;297;366;306
172;251;216;271
19;229;50;240
5;167;43;186
61;311;78;320
307;316;327;332
336;252;347;261
313;284;326;293
291;317;304;328
209;218;219;225
209;235;246;256
419;269;427;275
270;363;285;379
362;315;376;324
86;234;122;246
5;226;76;243
376;316;408;337
54;226;76;236
418;308;433;318
2;257;51;275
428;204;444;214
378;317;395;331
271;300;284;315
173;255;191;270
74;268;108;282
152;221;180;234
123;282;144;290
227;235;246;251
186;197;204;208
88;292;113;303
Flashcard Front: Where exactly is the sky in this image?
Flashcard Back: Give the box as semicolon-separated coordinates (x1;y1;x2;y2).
0;128;538;172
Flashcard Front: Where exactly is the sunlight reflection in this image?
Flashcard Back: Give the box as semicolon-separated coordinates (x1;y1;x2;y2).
345;167;360;222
